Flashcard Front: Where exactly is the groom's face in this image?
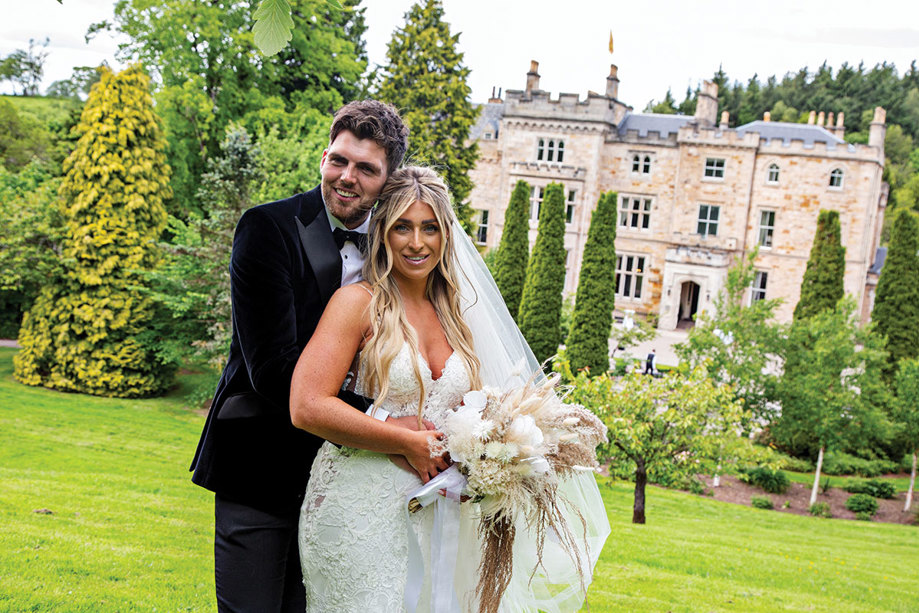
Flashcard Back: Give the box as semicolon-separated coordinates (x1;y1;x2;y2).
320;130;389;229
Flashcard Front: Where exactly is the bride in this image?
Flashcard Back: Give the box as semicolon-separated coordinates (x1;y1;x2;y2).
290;167;608;612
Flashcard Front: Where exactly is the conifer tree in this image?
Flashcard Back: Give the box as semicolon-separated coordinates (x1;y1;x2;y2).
567;191;618;375
872;208;919;379
518;183;566;364
492;180;530;321
14;65;172;397
377;0;479;231
793;209;846;320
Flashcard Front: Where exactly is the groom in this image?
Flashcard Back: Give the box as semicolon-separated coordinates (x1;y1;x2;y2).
190;100;410;612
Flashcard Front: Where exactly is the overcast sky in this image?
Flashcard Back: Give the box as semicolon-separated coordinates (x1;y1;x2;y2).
2;0;918;111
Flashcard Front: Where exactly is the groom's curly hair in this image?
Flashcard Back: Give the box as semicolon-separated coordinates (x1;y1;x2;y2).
329;100;409;175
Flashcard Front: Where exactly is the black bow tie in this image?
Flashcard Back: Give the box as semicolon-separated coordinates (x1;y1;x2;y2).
332;227;368;253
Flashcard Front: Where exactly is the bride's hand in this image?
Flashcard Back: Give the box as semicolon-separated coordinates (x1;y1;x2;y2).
403;429;449;483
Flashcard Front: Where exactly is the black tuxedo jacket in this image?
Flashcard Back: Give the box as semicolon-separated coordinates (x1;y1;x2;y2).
190;186;365;513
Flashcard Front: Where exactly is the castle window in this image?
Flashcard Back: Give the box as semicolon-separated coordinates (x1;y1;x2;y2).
704;157;725;179
758;210;775;248
767;163;780;184
537;138;564;162
697;204;720;237
475;209;489;245
529;186;544;222
615;254;646;300
566;190;576;224
631;153;652;174
829;168;844;189
751;271;768;302
619;195;652;230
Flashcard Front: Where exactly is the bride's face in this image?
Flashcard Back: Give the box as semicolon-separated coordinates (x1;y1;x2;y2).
387;199;443;284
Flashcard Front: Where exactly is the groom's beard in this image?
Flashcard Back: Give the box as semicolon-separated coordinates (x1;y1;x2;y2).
322;182;375;229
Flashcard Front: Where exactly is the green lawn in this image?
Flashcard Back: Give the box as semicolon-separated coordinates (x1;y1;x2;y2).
1;347;917;612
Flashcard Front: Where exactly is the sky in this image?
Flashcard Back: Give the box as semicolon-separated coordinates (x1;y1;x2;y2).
2;0;919;111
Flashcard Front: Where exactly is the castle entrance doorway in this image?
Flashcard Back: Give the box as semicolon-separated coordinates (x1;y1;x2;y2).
678;281;700;327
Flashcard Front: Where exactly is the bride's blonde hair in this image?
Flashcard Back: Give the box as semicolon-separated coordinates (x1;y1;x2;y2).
361;167;481;424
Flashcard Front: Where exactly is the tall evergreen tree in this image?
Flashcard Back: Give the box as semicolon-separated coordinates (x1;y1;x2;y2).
793;209;846;320
872;208;919;378
14;65;173;397
377;0;479;231
567;191;618;375
492;180;530;320
518;182;566;364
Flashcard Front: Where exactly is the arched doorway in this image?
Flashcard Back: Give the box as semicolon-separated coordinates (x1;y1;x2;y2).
678;281;700;328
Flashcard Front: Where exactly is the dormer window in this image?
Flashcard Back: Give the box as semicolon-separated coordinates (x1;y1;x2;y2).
536;138;564;162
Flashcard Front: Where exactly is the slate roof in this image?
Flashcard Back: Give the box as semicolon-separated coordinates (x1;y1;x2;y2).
735;120;854;150
617;113;692;138
469;102;505;140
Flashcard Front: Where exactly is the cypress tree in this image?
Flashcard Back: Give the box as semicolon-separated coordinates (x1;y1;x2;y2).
793;209;846;320
377;0;479;231
14;65;172;397
492;180;530;321
872;208;919;378
518;182;566;364
567;191;618;375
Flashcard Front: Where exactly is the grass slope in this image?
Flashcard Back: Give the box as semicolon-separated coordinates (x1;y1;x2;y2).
1;348;916;612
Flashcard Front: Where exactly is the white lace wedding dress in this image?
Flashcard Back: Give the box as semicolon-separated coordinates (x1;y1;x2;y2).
298;343;470;612
298;343;609;612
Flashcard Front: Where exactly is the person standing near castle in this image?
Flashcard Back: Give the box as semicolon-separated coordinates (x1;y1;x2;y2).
188;100;444;612
644;348;656;375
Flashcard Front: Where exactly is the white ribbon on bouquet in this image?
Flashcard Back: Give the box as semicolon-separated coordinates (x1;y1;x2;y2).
403;464;468;613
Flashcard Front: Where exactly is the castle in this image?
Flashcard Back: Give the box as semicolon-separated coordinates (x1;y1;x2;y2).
468;61;888;330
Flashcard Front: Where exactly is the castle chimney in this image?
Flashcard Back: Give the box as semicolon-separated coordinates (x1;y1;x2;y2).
807;111;816;125
827;112;835;128
606;64;620;99
526;60;540;94
694;80;718;127
488;86;502;104
763;111;771;122
817;111;825;127
869;106;887;149
836;111;845;139
719;110;729;129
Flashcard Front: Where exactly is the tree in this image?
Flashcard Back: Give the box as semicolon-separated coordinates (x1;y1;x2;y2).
154;125;263;376
562;364;744;524
14;65;173;397
871;208;919;380
794;209;845;320
773;298;890;506
517;182;566;364
894;358;919;512
676;249;785;424
0;99;51;170
492;180;530;321
110;0;366;216
567;191;617;375
377;0;479;231
0;38;49;96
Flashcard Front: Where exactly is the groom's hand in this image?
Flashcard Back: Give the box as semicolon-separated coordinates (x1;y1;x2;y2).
386;415;436;431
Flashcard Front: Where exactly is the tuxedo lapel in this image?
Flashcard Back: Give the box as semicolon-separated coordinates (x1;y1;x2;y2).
296;210;341;306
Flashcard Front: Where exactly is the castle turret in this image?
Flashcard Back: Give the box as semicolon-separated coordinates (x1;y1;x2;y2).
869;106;887;149
526;60;540;95
694;80;718;126
606;64;620;99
